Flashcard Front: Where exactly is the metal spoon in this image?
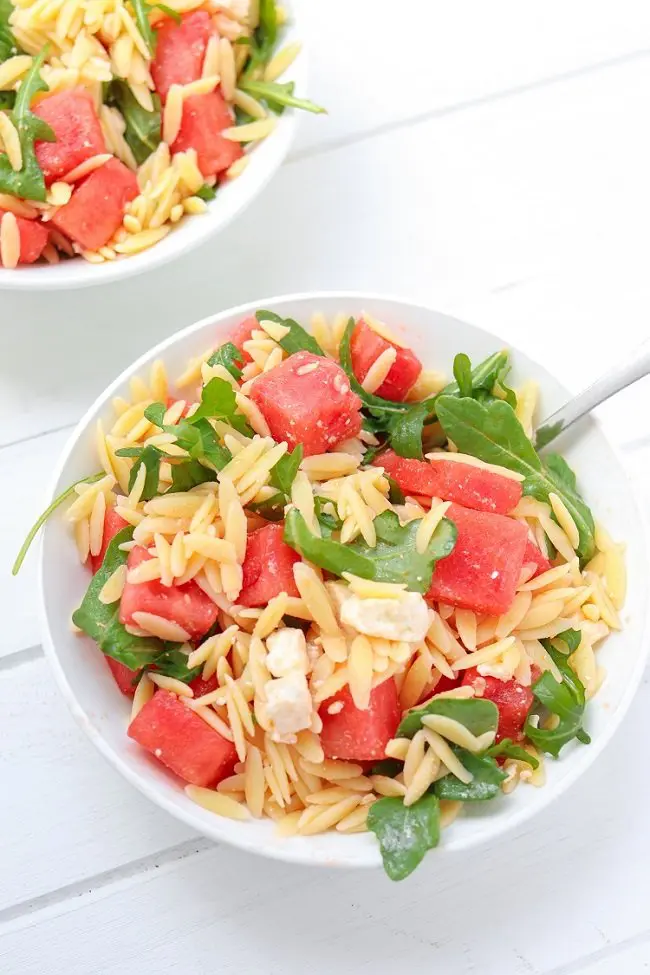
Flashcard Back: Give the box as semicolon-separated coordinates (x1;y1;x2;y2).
535;340;650;449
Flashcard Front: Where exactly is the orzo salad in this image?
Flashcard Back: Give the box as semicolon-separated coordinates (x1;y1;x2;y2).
18;311;626;880
0;0;321;268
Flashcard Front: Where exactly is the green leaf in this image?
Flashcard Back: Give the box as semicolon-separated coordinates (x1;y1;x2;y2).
248;492;286;522
144;401;166;426
387;403;428;460
270;444;302;496
144;645;201;682
131;0;157;54
485;738;539;768
367;794;440;881
524;646;589;758
544;453;578;493
397;696;499;739
107;81;160;165
370;758;403;778
453;353;473;398
434;748;507;801
0;90;15;109
284;508;456;594
245;0;277;72
0;48;55;201
386;476;405;505
172;418;232;471
195;183;217;202
169;459;218;493
438;351;512;402
255;309;325;357
0;0;18;61
339;318;411;416
187;376;236;421
313;496;342;537
435;395;595;561
127;445;163;500
207;342;244;380
149;2;180;23
552;627;582;654
240;79;326;115
12;471;104;575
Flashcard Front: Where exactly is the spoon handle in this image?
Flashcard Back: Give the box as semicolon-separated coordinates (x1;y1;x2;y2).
535;339;650;449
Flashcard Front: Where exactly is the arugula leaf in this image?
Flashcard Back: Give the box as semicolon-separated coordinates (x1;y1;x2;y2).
13;471;104;575
240;79;325;115
270;444;302;496
244;0;277;73
0;90;15;109
397;696;499;739
0;48;55;201
207;342;244;381
169;459;218;493
370;758;403;778
149;2;180;23
190;376;237;421
248;492;286;522
551;627;582;654
313;496;342;537
131;0;157;54
453;353;473;399
126;444;164;500
0;0;18;62
172;418;232;471
485;738;539;768
195;183;216;202
386;403;428;460
386;476;405;505
524;646;590;758
367;794;440;881
107;81;160;165
434;748;507;801
438;351;512;402
435;396;596;562
544;453;577;493
255;309;325;357
284;508;456;593
144;401;166;426
143;645;201;682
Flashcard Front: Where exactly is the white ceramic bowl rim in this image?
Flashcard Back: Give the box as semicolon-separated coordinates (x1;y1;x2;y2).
38;291;650;870
0;10;305;291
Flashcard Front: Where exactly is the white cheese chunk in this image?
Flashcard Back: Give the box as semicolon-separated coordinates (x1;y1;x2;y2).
266;627;309;678
264;673;313;743
340;591;431;642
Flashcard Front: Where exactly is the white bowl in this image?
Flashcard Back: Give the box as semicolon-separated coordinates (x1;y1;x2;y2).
39;292;650;870
0;10;305;291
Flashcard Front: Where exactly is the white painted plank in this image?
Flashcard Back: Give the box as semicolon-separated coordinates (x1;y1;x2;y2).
2;676;650;974
3;57;650;445
297;0;650;155
571;940;650;975
0;657;194;912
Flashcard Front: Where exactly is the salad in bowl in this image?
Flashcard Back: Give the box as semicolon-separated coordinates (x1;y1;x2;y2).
28;295;645;880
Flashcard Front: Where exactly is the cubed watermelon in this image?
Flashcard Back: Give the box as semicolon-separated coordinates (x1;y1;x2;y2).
188;673;218;698
172;91;242;177
128;690;237;786
34;88;106;184
105;657;138;697
151;11;214;102
376;450;522;514
350;318;422;400
0;211;47;265
90;506;130;573
249;351;363;455
119;545;218;641
227;316;257;363
462;669;534;741
426;502;528;616
319;680;401;761
238;523;301;608
523;538;552;577
51;157;138;251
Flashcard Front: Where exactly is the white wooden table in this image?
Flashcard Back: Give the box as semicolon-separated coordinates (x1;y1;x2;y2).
3;3;650;971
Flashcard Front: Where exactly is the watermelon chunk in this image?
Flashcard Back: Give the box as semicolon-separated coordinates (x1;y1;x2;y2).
319;680;401;761
119;545;218;641
90;506;130;573
227;316;257;363
376;450;522;514
151;11;213;103
188;673;219;698
238;523;300;608
34;88;106;184
523;538;552;577
128;690;237;786
426;503;528;616
51;157;138;252
350;318;422;400
462;669;534;741
249;351;363;455
171;91;242;177
0;211;47;265
106;657;138;697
